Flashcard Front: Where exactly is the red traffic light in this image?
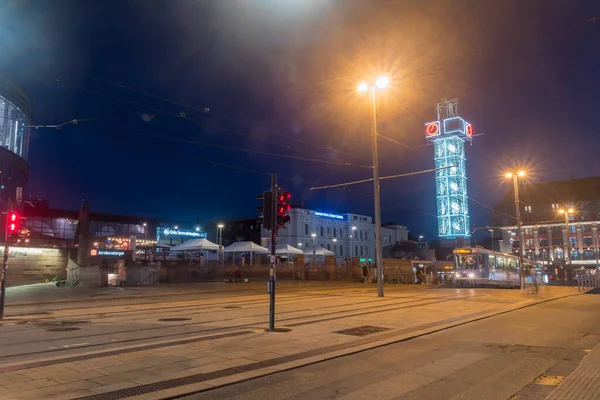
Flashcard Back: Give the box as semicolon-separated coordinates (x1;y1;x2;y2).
8;211;20;233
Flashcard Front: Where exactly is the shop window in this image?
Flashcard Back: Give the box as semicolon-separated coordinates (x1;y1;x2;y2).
583;224;591;233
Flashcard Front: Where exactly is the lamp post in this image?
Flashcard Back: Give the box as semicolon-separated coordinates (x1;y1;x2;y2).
358;76;389;297
505;170;526;293
311;233;317;269
558;208;574;268
333;238;337;265
218;224;224;267
489;228;494;251
351;226;357;261
143;222;147;239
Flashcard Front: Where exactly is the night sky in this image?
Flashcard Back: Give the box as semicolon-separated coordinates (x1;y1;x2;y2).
0;0;599;239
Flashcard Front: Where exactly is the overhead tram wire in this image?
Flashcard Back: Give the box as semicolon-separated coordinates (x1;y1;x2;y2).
51;67;366;162
136;133;372;168
56;79;371;168
309;165;456;190
179;154;439;220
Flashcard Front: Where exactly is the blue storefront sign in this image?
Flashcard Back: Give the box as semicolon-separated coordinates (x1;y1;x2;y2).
315;212;345;220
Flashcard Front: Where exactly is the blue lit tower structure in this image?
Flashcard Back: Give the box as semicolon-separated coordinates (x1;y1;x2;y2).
425;99;474;242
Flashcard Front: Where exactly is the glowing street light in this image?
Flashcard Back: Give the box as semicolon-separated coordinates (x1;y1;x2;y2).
217;224;225;266
357;76;390;297
375;76;389;89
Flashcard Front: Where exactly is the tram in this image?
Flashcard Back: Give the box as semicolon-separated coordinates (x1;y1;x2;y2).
453;247;542;287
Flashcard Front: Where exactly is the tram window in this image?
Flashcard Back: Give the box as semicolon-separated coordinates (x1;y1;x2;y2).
488;255;496;269
508;258;517;270
497;257;505;269
457;255;478;269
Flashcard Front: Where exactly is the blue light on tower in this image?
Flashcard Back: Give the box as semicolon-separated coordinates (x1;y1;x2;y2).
425;99;474;239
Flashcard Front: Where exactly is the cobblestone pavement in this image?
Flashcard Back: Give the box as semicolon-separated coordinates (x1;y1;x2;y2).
0;283;591;399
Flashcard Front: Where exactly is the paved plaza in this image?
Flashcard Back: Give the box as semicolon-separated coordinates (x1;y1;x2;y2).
0;282;598;399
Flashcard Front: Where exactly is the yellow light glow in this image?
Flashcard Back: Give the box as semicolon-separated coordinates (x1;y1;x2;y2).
375;76;389;89
558;209;565;214
568;208;574;213
518;170;526;177
357;82;368;92
505;172;513;178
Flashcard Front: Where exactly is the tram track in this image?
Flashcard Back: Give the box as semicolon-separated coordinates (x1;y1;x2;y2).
0;291;434;335
0;295;459;360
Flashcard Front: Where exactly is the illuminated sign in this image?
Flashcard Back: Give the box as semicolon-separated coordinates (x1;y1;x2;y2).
425;122;440;137
466;124;473;137
314;212;344;220
454;249;472;254
0;247;59;256
90;249;125;257
161;228;207;238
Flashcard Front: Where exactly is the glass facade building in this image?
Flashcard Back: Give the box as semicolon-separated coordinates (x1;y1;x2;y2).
0;77;32;161
0;77;33;205
0;94;30;160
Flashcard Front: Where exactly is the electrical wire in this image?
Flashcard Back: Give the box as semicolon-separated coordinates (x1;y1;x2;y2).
309;165;456;190
52;67;366;161
138;133;371;168
57;79;372;168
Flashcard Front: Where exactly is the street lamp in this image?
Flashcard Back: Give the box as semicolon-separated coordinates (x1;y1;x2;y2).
217;224;224;266
195;227;200;232
419;235;424;241
558;208;575;267
143;222;147;238
351;226;357;259
174;225;178;230
333;238;338;265
505;170;526;293
311;233;317;268
358;76;388;297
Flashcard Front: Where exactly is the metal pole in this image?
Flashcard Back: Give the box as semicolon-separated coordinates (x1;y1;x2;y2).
564;212;572;268
218;227;223;267
268;174;277;332
369;86;384;297
593;227;599;271
513;175;525;293
0;199;11;319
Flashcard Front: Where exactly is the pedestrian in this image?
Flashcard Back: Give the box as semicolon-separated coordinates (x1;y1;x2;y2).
362;265;369;283
530;266;538;294
233;265;242;283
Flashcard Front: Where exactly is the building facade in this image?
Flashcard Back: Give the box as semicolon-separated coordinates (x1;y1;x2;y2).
266;208;409;262
493;177;600;267
0;76;32;206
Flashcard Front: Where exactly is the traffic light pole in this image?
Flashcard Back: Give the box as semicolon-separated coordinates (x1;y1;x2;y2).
0;199;12;320
268;174;277;332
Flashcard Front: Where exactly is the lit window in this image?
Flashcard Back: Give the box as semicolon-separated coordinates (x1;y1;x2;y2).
524;205;532;213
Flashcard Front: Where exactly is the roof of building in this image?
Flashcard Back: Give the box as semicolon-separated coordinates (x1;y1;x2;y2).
23;205;160;225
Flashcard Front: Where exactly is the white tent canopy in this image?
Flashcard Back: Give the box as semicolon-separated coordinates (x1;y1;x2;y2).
223;241;269;253
171;238;219;251
275;244;303;255
304;247;335;256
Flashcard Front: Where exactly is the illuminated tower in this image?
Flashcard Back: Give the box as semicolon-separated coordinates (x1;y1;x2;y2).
425;99;474;240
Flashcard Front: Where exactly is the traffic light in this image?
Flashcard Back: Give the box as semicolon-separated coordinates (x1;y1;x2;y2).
7;211;20;233
276;189;291;229
257;191;273;231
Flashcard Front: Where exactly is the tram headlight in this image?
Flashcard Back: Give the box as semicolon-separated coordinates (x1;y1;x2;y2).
468;273;475;279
